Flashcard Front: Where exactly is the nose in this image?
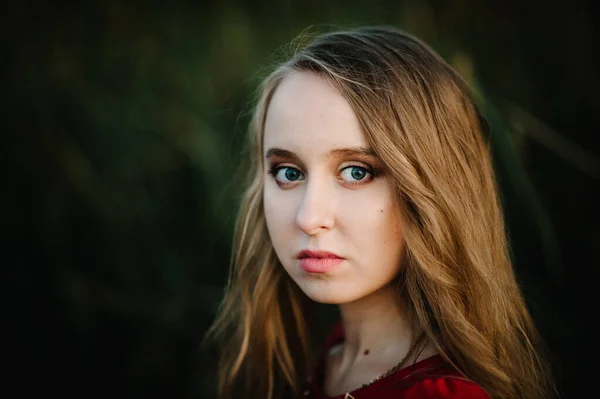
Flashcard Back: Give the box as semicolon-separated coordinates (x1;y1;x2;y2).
296;177;335;236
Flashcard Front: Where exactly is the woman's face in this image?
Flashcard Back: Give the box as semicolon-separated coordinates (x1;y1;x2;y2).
263;71;405;304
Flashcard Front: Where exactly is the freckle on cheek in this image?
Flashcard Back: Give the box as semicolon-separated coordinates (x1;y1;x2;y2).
380;209;384;213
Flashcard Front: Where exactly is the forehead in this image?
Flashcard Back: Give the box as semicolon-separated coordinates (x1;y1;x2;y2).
263;71;367;152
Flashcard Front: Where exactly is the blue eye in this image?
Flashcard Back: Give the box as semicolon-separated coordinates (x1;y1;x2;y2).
274;167;305;183
340;166;371;182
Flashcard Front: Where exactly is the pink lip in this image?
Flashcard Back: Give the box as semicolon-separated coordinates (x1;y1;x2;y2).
297;250;345;273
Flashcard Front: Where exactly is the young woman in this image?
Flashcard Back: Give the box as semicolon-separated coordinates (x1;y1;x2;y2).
204;26;555;399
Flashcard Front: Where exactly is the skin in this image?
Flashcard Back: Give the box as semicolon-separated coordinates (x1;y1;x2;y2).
262;71;436;396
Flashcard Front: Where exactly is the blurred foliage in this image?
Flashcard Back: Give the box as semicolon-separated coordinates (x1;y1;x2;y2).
3;0;598;398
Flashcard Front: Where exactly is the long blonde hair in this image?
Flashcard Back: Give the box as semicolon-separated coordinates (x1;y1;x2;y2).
204;26;555;399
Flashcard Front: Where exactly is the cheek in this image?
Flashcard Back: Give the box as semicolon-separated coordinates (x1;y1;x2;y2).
377;203;404;252
263;185;297;242
341;190;404;259
342;190;401;235
263;186;279;235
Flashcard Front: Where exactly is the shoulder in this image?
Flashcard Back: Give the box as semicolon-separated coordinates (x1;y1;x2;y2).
402;377;490;399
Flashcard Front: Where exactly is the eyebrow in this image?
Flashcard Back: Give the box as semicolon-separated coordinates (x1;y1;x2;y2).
265;147;376;160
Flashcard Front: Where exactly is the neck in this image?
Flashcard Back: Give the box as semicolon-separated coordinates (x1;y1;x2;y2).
336;284;416;368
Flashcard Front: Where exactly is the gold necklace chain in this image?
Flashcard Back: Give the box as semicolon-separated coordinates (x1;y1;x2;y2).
358;351;410;390
302;344;417;397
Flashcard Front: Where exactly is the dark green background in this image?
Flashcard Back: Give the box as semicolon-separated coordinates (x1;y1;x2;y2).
4;0;598;398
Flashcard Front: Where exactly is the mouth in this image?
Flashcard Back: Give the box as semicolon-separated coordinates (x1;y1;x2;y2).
297;250;345;273
297;250;343;260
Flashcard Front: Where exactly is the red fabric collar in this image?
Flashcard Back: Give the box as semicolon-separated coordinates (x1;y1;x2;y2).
303;322;485;399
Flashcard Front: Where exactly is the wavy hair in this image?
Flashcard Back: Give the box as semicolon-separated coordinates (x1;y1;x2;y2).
204;26;555;399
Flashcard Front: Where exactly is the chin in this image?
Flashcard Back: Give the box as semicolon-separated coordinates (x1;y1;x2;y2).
305;292;344;305
295;279;367;305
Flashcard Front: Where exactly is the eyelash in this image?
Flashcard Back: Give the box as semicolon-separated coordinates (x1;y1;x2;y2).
267;163;377;187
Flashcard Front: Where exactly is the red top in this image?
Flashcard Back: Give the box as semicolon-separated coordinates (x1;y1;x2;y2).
303;323;490;399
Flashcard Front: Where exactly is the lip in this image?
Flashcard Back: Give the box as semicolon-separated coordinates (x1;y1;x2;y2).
297;250;345;273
